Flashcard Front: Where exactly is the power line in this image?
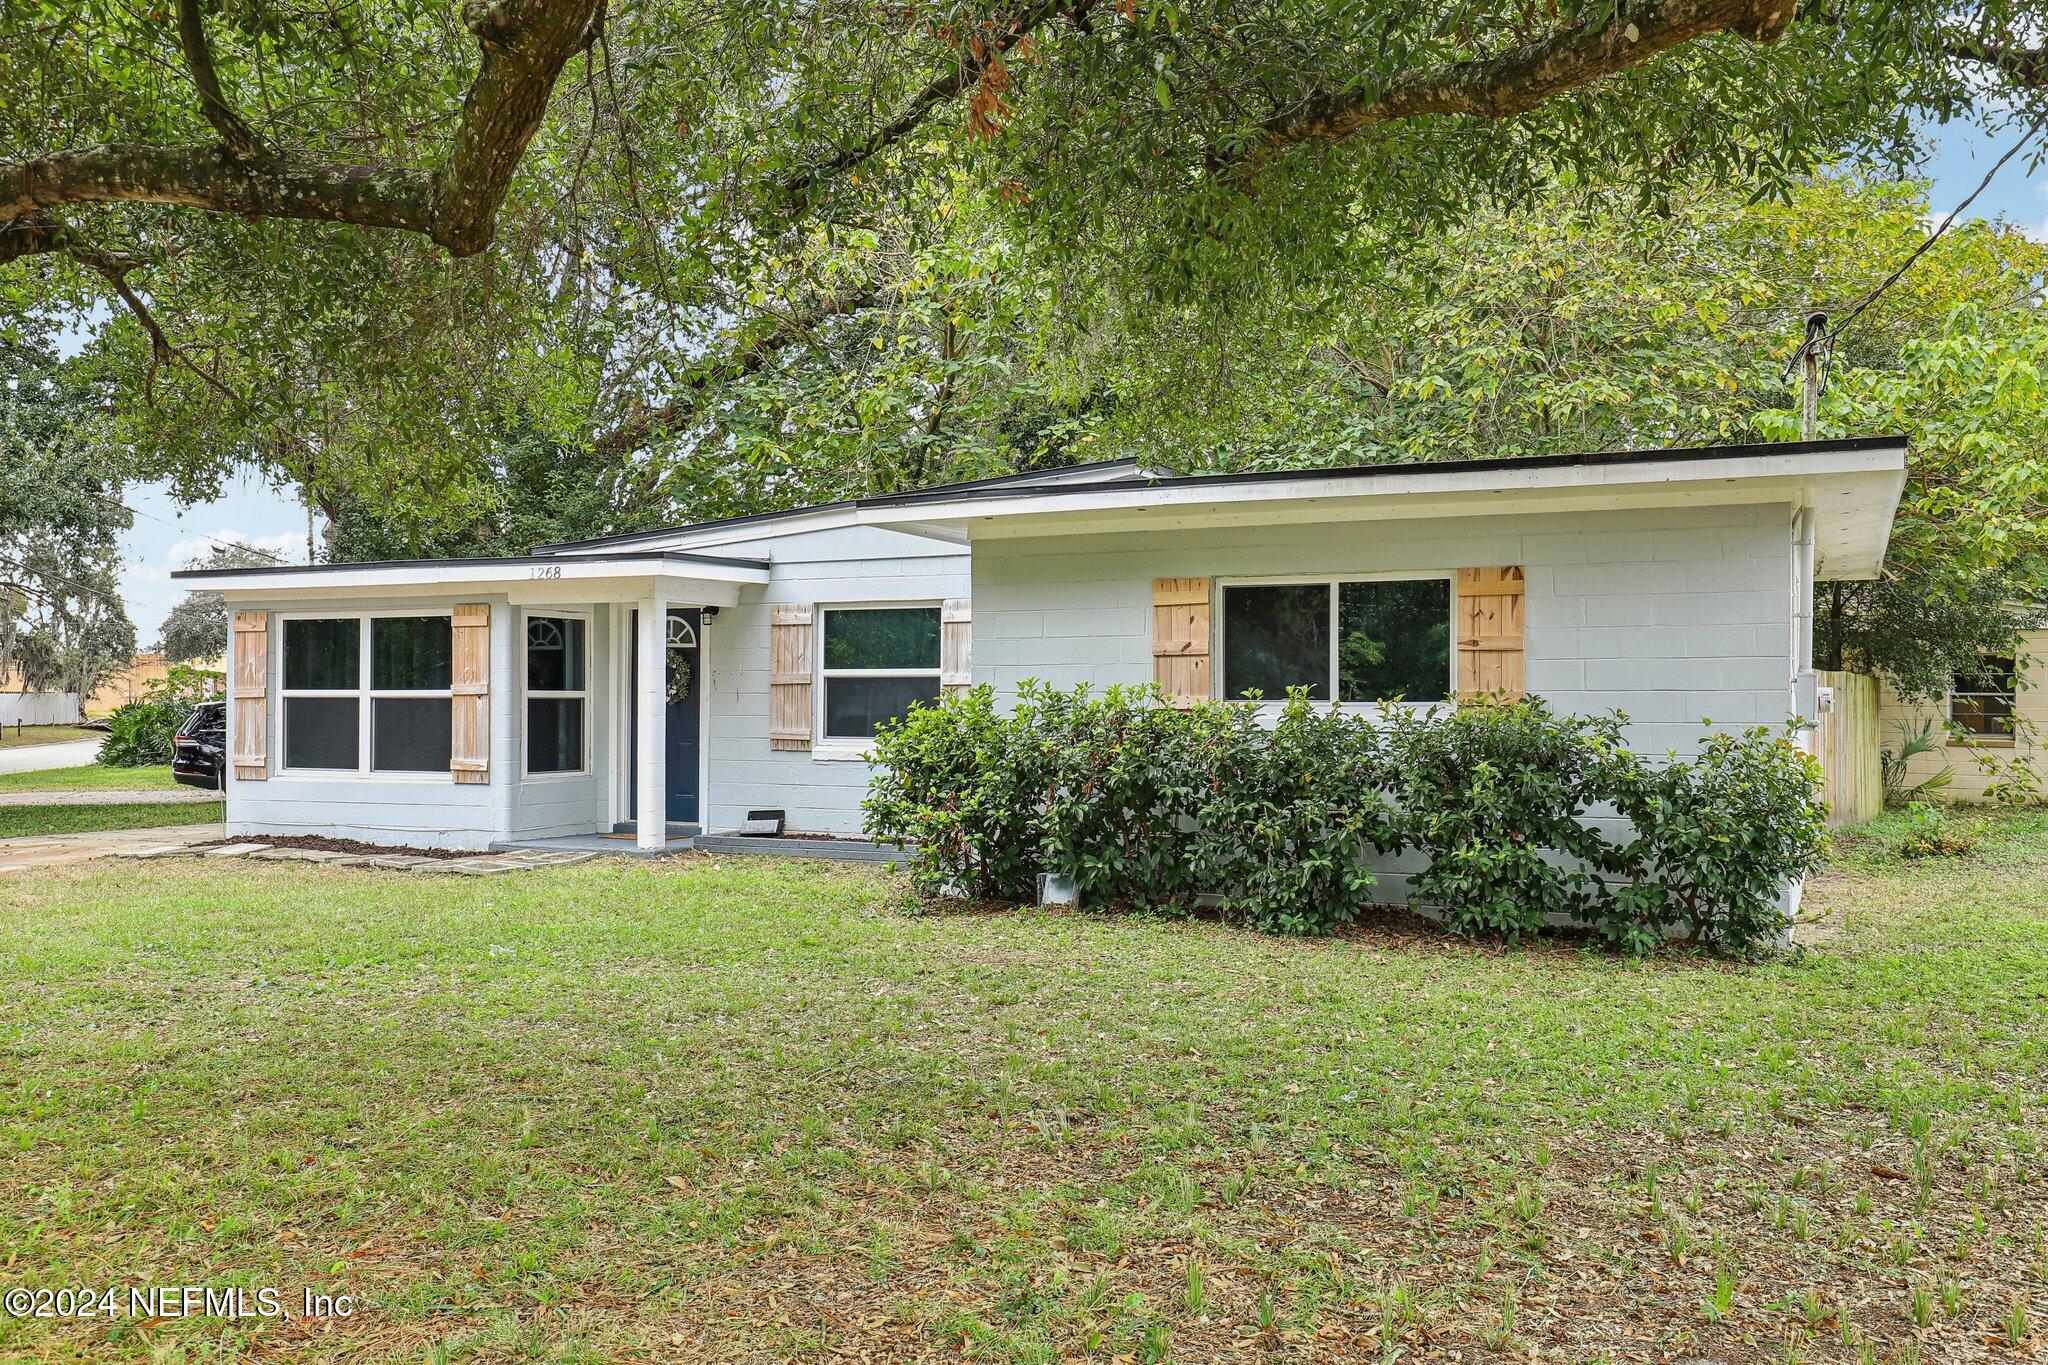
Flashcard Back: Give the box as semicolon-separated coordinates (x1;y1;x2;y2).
1829;114;2045;353
0;553;131;614
75;487;297;567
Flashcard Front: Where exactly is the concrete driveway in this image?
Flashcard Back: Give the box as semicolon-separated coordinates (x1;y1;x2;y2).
0;737;101;774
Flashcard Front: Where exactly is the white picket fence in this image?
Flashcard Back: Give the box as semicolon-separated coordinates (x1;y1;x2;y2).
0;691;82;726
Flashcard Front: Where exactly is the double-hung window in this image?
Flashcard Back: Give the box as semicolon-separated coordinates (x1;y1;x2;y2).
819;605;942;740
525;614;588;774
1220;577;1452;703
1951;656;2018;742
280;614;452;772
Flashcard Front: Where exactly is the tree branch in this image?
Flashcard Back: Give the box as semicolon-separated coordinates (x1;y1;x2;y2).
778;1;1089;207
593;285;881;455
0;0;602;258
1946;36;2048;91
177;0;265;160
1244;0;1797;164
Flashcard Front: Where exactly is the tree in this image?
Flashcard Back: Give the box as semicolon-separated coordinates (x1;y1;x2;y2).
6;0;2048;527
158;542;281;662
0;334;137;697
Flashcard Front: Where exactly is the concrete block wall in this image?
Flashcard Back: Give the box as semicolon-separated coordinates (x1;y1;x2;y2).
702;525;969;835
972;502;1799;758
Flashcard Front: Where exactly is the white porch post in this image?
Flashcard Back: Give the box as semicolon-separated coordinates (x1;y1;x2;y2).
635;594;668;851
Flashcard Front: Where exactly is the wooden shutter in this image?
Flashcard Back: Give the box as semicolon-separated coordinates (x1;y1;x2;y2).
451;603;490;784
1152;578;1211;705
769;603;814;750
1456;567;1526;701
940;598;972;698
230;610;268;781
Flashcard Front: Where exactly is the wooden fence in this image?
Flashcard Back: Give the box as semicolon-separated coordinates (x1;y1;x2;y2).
1815;669;1882;826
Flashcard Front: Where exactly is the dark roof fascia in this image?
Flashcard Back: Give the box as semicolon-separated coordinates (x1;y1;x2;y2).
851;437;1910;512
172;550;768;581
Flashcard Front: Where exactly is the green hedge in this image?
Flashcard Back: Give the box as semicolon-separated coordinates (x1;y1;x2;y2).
863;683;1827;957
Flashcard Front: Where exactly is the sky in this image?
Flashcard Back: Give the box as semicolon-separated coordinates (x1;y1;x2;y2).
106;113;2048;646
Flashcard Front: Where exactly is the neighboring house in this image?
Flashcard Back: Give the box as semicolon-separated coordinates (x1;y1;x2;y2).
173;439;1907;868
85;651;225;716
1878;630;2048;802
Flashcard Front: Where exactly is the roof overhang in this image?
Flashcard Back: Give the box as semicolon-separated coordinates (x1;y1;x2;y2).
855;440;1909;581
172;551;772;607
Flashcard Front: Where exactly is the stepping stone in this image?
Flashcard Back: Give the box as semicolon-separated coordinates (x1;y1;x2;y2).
250;848;308;861
106;845;188;859
202;843;272;858
367;855;432;870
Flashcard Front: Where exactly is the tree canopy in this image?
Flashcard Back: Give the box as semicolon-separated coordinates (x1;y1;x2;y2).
6;0;2048;529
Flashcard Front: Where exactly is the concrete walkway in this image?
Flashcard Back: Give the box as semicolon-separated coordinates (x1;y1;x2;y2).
0;738;100;774
0;787;219;807
0;820;223;871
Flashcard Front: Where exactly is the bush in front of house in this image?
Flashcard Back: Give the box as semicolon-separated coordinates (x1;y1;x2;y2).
98;665;222;768
863;683;1828;956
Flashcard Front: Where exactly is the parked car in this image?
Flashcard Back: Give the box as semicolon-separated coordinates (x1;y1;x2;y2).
172;701;226;791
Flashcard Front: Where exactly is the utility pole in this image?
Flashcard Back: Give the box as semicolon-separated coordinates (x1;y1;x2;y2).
1800;311;1828;441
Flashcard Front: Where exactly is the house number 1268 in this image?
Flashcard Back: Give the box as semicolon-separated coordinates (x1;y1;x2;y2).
530;565;562;579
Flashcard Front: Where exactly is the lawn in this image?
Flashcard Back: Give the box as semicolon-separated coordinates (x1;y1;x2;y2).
0;763;177;794
0;725;92;749
0;801;223;839
1;812;2043;1362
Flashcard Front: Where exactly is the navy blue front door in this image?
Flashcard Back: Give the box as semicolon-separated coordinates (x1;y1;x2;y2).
628;608;702;826
664;609;702;823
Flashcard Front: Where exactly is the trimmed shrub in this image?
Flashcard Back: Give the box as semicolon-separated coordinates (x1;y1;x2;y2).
1607;726;1831;956
864;682;1828;958
1383;698;1636;942
98;665;221;768
1187;692;1402;935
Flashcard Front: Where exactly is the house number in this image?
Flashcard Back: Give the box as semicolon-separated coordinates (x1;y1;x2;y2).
530;565;562;579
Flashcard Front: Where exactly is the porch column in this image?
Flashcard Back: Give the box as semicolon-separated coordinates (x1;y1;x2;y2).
635;594;668;851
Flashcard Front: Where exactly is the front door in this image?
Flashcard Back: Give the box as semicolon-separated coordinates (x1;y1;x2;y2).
663;609;702;824
627;608;703;826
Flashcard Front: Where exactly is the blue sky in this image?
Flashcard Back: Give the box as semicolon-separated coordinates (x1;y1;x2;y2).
112;114;2048;644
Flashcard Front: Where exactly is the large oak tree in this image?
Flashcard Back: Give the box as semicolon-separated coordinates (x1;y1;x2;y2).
4;0;2046;526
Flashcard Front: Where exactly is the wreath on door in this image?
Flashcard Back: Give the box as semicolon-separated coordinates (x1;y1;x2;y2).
667;646;693;706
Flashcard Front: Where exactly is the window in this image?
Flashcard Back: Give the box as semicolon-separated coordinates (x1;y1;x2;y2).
820;606;941;740
1221;577;1451;703
1951;656;2017;741
279;614;452;774
525;615;588;774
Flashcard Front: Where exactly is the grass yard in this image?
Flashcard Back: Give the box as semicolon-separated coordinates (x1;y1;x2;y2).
1;812;2043;1362
0;726;92;750
0;801;223;840
0;763;179;795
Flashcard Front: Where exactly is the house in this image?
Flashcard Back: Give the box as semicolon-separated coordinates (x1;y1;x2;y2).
1877;630;2048;802
173;438;1907;863
86;651;225;716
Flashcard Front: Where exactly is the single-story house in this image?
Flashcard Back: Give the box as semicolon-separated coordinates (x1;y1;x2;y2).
1878;628;2047;802
174;438;1908;872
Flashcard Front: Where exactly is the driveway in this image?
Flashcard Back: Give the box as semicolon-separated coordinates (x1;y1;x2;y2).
0;820;223;871
0;738;101;774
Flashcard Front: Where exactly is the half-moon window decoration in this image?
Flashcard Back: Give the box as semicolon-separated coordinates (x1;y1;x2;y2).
527;618;564;652
667;616;697;649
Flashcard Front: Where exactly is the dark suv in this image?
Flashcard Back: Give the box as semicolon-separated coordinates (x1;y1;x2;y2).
172;701;227;791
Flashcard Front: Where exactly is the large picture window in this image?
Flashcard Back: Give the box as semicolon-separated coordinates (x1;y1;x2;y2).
280;614;452;773
525;614;588;774
1221;577;1451;703
1951;656;2017;741
820;606;942;740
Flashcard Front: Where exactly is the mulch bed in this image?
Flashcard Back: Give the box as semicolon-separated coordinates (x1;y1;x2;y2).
184;834;471;860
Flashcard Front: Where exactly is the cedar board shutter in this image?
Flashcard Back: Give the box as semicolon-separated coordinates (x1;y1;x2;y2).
770;603;814;750
1152;578;1211;705
231;610;269;781
451;603;490;783
1456;567;1525;701
940;598;972;698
